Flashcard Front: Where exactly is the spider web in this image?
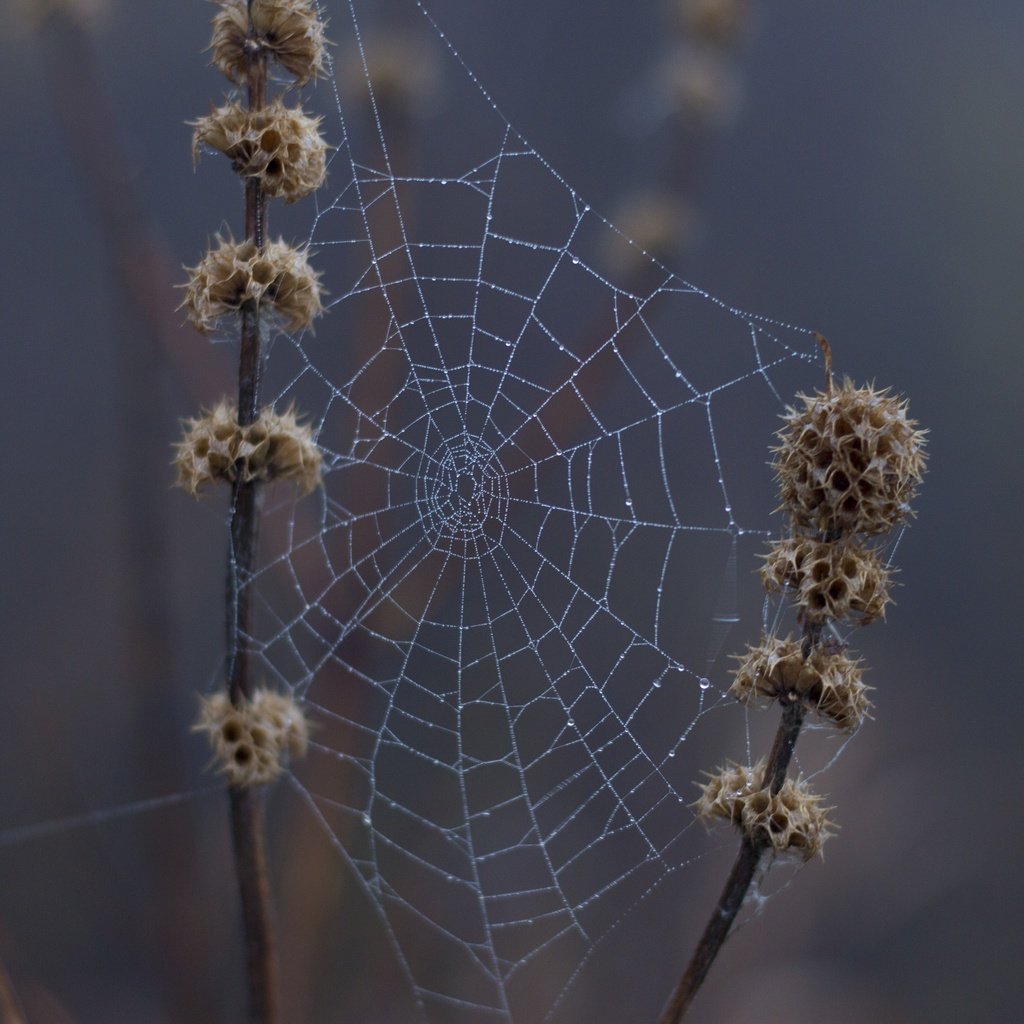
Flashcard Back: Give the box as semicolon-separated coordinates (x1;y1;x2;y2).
250;2;823;1019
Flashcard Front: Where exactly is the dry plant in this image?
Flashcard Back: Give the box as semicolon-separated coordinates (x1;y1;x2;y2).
659;335;927;1022
175;2;328;1021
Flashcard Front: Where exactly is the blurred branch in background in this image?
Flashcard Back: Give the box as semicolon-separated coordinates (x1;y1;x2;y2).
607;0;755;274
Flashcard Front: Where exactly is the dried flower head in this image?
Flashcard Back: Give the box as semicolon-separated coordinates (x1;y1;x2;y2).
740;776;834;860
211;0;326;85
10;0;107;29
603;190;697;274
761;535;892;625
693;759;754;827
175;399;322;495
194;688;308;786
659;45;740;127
774;375;927;536
341;32;442;116
730;633;872;732
695;760;834;860
182;236;323;334
674;0;752;48
191;98;327;202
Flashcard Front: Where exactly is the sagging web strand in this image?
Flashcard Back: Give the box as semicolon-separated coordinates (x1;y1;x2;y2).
245;1;821;1020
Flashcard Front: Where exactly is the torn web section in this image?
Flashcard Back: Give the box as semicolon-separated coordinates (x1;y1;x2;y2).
250;2;822;1021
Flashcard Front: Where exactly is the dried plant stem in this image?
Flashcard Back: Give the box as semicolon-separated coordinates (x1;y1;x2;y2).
661;618;827;1024
659;699;807;1024
225;13;278;1023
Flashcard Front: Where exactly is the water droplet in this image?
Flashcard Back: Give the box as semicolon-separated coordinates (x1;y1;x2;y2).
699;677;711;690
668;750;676;758
566;719;575;728
571;256;580;265
652;680;662;689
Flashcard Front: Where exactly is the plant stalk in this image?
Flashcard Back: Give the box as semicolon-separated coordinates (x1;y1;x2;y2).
225;9;278;1023
658;683;811;1024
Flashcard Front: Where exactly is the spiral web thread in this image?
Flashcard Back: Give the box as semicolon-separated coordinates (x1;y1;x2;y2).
249;1;823;1019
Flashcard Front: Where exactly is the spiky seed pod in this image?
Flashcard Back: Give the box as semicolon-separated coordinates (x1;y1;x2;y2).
674;0;752;48
175;399;322;496
191;98;327;202
194;689;308;787
761;535;892;625
182;236;323;334
692;759;755;827
694;760;834;860
211;0;326;86
11;0;107;28
774;376;927;537
341;32;442;116
730;633;872;732
604;190;697;274
740;777;834;861
659;45;740;128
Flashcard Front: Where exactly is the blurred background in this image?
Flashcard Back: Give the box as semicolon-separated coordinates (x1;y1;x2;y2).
0;0;1021;1021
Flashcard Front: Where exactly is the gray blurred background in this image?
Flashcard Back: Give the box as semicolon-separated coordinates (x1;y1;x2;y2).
0;1;1021;1022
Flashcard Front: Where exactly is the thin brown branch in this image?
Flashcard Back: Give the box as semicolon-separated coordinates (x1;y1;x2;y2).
229;786;278;1024
658;697;807;1024
225;8;278;1023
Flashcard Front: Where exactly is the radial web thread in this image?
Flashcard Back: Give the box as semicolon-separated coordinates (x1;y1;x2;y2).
244;2;824;1019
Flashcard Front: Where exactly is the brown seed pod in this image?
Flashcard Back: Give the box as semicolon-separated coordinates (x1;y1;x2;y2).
182;236;323;334
673;0;753;49
658;44;741;128
175;399;322;496
740;776;834;861
730;633;872;732
194;689;309;787
694;759;834;860
692;759;754;827
774;375;927;537
761;535;892;625
211;0;326;86
603;190;698;274
339;31;442;117
191;98;327;202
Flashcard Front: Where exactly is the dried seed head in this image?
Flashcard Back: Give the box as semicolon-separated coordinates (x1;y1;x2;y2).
341;32;442;116
11;0;107;29
191;98;327;202
730;632;872;732
182;236;323;334
693;759;754;827
761;535;892;625
211;0;326;86
603;190;698;274
740;776;834;861
175;399;322;495
694;760;834;860
674;0;752;48
659;45;741;127
774;376;927;536
194;688;308;787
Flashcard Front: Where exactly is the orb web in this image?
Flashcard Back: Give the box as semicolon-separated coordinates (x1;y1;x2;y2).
248;1;823;1019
